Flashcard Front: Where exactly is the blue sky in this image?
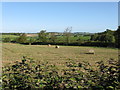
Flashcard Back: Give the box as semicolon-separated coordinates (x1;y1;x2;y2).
118;2;120;26
0;2;2;32
2;2;118;33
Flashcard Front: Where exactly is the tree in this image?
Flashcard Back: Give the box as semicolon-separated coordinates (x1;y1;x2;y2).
49;33;57;43
115;26;120;48
38;30;48;43
28;37;35;45
76;37;84;45
104;34;115;43
64;27;72;45
90;34;98;41
104;29;115;35
98;34;106;42
90;30;115;43
17;33;27;43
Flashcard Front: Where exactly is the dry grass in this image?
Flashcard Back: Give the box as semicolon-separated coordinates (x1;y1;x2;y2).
2;43;118;69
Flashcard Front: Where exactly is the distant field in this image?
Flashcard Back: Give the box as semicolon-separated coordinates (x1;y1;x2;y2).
56;36;90;42
2;43;118;69
2;35;19;38
2;35;19;41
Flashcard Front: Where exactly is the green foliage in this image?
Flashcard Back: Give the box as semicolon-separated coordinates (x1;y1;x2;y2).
90;34;98;41
90;29;116;47
27;37;36;45
2;35;19;43
91;34;115;43
1;28;117;48
2;57;120;89
49;33;57;43
2;33;21;36
114;26;120;48
63;27;72;45
98;34;115;43
38;30;48;43
17;33;27;43
76;37;84;45
63;60;120;89
3;37;11;42
2;56;59;89
102;29;115;35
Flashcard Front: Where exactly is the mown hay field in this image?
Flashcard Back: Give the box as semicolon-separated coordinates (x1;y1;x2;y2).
2;43;118;69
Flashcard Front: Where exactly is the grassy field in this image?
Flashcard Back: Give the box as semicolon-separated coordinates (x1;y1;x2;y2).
56;35;91;42
2;43;118;69
2;35;19;41
2;34;91;42
2;35;19;38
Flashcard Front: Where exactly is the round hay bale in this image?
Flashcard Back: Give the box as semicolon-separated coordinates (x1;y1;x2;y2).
55;45;59;48
88;49;95;54
48;44;51;47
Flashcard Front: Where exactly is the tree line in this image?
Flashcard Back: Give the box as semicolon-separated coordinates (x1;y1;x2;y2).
2;26;120;48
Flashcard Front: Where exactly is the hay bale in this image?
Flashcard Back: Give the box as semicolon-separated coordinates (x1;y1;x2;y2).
88;49;95;54
85;49;95;54
48;44;51;47
55;45;59;48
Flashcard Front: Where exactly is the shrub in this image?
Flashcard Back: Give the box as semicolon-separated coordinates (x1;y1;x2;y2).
3;37;11;42
17;34;27;43
2;57;120;89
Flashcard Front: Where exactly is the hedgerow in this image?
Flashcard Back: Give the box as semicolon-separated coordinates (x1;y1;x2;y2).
2;57;120;89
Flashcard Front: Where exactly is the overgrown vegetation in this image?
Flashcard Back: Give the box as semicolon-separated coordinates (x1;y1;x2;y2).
2;57;120;89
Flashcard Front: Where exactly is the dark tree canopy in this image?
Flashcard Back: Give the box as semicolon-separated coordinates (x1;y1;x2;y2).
90;29;116;43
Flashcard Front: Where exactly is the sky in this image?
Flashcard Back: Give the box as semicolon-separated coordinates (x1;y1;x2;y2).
118;2;120;26
0;2;2;33
2;2;118;33
1;0;120;2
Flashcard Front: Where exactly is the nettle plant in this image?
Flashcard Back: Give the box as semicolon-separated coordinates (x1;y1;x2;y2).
2;56;60;89
62;59;120;89
2;57;120;89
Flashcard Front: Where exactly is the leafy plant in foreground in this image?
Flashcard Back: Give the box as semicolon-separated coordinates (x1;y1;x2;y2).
2;57;120;89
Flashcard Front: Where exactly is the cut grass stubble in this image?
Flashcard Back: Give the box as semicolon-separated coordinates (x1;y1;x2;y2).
2;43;118;69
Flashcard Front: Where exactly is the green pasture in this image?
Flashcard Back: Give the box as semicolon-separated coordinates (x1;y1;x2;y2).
2;35;19;38
2;35;19;40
